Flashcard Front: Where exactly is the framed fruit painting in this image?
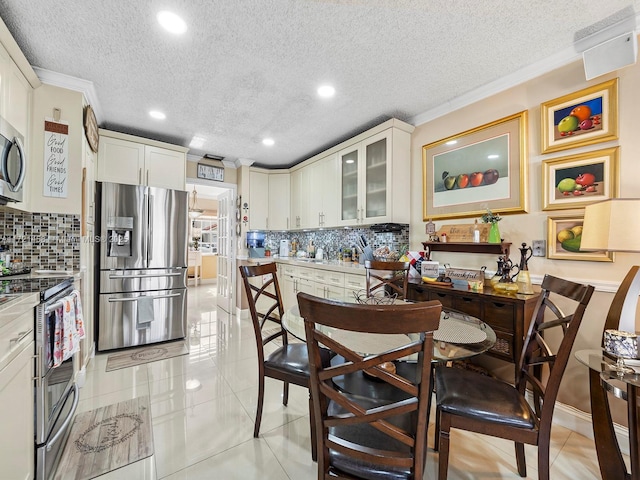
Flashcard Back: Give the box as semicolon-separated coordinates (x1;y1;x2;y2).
542;147;618;211
540;78;618;154
422;111;528;220
547;214;614;262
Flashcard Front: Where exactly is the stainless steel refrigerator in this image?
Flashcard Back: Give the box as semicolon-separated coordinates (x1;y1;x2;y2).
95;181;188;351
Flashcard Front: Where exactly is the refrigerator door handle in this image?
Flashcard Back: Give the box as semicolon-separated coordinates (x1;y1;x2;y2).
46;383;79;452
108;272;183;279
148;193;154;262
108;293;181;303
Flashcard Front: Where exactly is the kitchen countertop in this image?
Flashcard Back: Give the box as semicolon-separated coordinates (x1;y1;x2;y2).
247;256;367;275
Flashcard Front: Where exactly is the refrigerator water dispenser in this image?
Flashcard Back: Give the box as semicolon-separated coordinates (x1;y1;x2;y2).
107;216;134;257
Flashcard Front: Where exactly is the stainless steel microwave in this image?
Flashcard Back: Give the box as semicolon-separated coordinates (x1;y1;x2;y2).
0;115;26;204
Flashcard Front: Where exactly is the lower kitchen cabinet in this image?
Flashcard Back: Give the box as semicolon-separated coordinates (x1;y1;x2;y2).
0;334;34;480
407;280;539;378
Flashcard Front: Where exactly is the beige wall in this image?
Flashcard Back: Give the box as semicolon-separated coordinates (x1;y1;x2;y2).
410;57;640;423
186;158;237;184
28;84;84;214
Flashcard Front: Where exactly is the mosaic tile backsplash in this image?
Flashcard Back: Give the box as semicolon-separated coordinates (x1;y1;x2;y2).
0;210;80;271
265;225;410;260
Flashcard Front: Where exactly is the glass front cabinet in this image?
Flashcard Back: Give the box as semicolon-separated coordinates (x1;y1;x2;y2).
339;130;395;226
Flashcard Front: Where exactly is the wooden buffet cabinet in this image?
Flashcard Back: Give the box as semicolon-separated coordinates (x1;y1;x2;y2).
407;279;540;376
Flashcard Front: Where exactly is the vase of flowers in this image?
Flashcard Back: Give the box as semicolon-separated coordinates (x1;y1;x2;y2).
481;209;502;244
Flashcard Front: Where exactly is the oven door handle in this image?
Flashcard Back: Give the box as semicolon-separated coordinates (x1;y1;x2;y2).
108;293;181;302
46;383;79;451
108;272;182;279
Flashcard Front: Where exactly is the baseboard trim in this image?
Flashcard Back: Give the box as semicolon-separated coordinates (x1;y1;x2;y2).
553;400;629;456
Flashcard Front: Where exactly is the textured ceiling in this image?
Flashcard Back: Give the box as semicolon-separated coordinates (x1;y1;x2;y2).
0;1;638;168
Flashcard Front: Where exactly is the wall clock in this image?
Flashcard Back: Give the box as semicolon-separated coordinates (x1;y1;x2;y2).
83;105;99;153
197;163;224;182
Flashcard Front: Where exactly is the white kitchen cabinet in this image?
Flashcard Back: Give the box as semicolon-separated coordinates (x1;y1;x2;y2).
337;126;411;226
268;173;290;230
0;297;37;480
97;130;187;190
308;154;338;228
249;170;269;230
290;167;310;229
344;273;367;299
0;340;34;480
0;43;31;137
314;268;345;300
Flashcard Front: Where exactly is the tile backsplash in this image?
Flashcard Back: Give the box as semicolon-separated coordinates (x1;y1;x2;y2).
265;225;410;260
0;210;80;271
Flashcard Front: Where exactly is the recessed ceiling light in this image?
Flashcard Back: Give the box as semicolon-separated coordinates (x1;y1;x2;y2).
487;154;500;159
262;138;275;146
345;159;355;164
149;110;166;120
446;140;457;146
317;85;335;98
157;11;187;34
189;136;206;148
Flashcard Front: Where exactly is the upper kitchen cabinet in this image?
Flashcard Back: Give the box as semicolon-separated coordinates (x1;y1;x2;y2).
0;44;31;137
248;169;290;231
97;129;187;191
308;153;338;228
249;170;268;230
290;167;308;229
337;124;412;226
268;172;290;230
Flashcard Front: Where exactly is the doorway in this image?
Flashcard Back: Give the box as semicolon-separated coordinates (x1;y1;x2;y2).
186;178;236;314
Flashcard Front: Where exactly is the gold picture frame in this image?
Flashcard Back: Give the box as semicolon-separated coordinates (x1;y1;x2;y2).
542;147;619;211
422;111;528;220
540;78;618;154
547;214;614;262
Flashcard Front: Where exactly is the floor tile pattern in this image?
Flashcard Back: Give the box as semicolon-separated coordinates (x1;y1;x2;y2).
62;284;620;479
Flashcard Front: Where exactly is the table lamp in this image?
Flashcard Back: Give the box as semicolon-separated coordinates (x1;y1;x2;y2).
581;198;640;334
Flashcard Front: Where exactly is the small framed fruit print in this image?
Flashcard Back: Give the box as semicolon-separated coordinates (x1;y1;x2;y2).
540;78;618;154
542;147;618;211
422;111;528;220
547;214;614;262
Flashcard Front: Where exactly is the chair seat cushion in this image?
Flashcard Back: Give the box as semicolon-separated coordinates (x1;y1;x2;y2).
265;343;311;377
328;395;415;480
435;366;537;430
265;344;333;378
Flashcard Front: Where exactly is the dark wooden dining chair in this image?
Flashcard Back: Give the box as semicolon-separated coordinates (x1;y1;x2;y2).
239;263;322;460
364;260;410;300
434;274;594;480
297;291;442;480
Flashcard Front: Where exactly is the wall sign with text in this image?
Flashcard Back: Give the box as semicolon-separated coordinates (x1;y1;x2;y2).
43;118;69;198
197;163;224;182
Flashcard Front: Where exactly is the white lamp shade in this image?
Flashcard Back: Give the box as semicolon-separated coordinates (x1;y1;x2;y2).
581;199;640;252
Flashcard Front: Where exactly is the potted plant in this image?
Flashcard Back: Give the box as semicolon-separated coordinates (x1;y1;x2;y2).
343;248;352;262
481;209;502;244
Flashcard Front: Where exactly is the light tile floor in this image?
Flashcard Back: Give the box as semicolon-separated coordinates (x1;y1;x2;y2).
67;284;618;479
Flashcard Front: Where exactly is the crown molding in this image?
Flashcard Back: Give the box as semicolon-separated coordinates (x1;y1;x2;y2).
411;13;640;127
32;67;104;123
236;158;255;167
222;159;238;169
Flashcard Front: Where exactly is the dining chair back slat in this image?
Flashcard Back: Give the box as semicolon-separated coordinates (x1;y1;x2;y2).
298;292;442;480
364;260;410;300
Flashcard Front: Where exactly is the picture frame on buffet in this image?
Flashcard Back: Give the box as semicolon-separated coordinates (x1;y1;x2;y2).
540;78;618;154
542;147;619;211
422;111;528;220
547;214;614;262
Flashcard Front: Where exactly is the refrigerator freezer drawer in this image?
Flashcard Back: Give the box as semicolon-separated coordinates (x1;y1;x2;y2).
97;288;187;351
100;268;187;294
